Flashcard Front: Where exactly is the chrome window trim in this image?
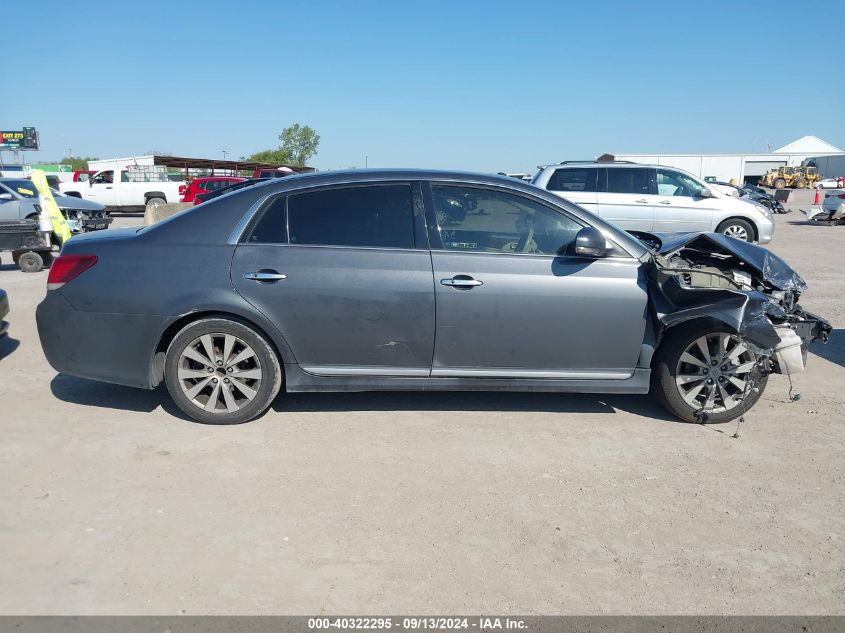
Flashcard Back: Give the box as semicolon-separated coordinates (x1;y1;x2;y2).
228;175;643;259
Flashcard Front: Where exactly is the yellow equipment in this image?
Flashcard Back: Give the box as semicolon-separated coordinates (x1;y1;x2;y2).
759;165;823;189
29;169;72;245
791;166;822;189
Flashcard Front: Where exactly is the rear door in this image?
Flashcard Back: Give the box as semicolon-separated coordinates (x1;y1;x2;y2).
652;168;717;233
231;181;436;376
596;166;655;231
543;166;599;215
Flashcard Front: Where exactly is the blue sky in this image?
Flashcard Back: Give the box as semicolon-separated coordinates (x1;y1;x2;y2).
2;0;843;172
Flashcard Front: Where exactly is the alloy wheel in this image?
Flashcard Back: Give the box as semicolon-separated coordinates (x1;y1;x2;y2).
674;333;756;414
177;333;263;413
723;224;749;241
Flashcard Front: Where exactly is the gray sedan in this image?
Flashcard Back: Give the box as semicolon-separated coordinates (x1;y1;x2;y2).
36;170;830;425
0;178;112;233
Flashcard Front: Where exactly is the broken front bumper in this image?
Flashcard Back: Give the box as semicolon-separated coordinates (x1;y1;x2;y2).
65;216;114;233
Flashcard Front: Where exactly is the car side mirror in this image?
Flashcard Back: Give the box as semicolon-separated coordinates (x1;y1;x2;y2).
573;226;608;257
0;192;13;201
697;188;715;198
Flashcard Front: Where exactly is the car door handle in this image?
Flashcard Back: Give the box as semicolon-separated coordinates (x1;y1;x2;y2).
441;275;483;288
658;200;672;205
105;186;112;189
635;199;649;203
244;270;287;282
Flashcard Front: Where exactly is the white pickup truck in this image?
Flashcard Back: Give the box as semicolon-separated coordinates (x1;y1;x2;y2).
59;168;184;212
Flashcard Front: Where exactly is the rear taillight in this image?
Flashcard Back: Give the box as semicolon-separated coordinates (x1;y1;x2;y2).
47;255;97;290
178;184;187;196
838;194;845;200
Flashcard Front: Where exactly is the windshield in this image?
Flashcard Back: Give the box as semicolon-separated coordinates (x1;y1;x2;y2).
2;179;39;198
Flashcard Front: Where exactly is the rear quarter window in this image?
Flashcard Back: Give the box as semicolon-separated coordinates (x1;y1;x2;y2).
546;168;598;192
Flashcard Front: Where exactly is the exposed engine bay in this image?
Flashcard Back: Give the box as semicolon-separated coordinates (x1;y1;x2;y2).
634;231;832;376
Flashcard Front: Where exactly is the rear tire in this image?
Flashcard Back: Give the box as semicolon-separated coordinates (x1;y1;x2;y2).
716;218;755;242
145;197;166;211
164;318;282;424
651;321;768;424
17;251;43;273
773;178;786;189
794;178;807;189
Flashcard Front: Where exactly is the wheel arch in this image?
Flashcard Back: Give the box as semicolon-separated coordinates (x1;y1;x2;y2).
144;191;167;202
653;315;740;364
151;310;295;387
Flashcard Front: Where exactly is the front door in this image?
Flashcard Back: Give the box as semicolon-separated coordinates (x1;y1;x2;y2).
87;170;120;206
231;182;435;376
652;168;717;233
596;166;655;231
426;183;648;378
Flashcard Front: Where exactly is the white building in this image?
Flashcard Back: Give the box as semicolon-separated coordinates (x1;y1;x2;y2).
607;136;844;184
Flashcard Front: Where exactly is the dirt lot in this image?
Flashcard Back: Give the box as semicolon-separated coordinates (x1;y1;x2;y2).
0;209;842;615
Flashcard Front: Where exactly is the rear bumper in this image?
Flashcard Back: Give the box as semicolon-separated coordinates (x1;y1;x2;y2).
36;291;170;389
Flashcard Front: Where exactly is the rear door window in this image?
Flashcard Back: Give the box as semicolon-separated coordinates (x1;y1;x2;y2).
546;167;598;192
288;185;415;248
605;168;651;195
246;184;417;248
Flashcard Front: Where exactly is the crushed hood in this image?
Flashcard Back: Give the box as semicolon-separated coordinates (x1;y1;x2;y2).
656;232;806;293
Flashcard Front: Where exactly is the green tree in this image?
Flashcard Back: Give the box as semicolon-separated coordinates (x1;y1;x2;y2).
248;148;292;165
279;124;320;166
249;124;320;167
60;156;98;170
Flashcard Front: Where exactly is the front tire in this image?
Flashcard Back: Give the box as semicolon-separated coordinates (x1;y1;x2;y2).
716;218;755;242
651;321;768;424
164;318;282;424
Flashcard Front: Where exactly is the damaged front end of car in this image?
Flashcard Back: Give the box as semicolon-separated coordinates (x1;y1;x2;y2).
645;232;831;379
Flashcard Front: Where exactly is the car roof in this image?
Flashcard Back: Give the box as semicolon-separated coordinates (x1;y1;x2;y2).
539;162;662;170
250;168;536;189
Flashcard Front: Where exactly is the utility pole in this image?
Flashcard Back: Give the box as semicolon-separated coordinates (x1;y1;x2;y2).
222;150;228;161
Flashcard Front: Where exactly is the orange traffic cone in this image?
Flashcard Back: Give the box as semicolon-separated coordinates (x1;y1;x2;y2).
813;188;821;205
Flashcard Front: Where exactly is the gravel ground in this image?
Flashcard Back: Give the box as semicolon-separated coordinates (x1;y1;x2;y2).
0;210;842;615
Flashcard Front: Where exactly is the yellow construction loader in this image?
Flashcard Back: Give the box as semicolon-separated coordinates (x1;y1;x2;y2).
759;165;823;189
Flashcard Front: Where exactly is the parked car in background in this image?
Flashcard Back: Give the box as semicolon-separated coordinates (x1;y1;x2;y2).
50;189;113;233
814;177;845;189
532;161;775;243
252;167;294;179
60;169;184;212
821;190;845;221
192;178;270;205
71;170;96;182
0;288;8;339
36;169;828;427
0;178;112;233
180;177;245;203
711;181;786;214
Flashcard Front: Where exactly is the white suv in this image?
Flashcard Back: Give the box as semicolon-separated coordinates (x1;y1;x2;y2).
532;162;774;243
